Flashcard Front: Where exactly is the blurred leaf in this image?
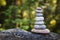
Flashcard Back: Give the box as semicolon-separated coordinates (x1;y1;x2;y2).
15;19;23;24
23;18;30;25
20;26;29;30
50;19;56;26
0;28;5;30
57;30;60;33
0;0;6;6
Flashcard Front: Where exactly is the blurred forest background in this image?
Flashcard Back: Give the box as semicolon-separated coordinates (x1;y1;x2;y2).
0;0;60;34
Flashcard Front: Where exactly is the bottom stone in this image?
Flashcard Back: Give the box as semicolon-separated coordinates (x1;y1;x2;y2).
31;29;50;34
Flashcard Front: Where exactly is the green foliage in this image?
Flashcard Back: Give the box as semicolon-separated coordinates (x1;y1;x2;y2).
0;0;60;33
20;26;29;30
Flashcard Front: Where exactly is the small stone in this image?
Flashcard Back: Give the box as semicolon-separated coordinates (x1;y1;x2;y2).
34;25;46;29
35;21;44;24
36;10;43;13
35;17;44;21
34;25;40;29
37;7;42;10
31;29;50;34
36;13;43;16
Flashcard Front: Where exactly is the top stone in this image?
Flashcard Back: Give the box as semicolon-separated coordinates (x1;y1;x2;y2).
36;7;43;13
36;7;42;10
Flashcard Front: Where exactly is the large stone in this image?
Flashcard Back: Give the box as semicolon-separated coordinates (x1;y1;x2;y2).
31;29;50;34
0;28;60;40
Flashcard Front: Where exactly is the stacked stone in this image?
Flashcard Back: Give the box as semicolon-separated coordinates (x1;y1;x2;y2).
31;7;50;34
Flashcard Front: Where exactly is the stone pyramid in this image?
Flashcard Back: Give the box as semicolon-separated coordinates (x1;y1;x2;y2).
31;7;50;34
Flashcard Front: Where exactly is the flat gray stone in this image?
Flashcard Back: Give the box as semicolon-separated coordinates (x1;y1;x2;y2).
35;17;44;21
34;25;46;29
36;10;43;12
31;29;50;34
35;21;44;24
36;13;43;17
0;28;60;40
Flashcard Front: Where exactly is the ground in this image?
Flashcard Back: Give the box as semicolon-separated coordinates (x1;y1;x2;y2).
0;28;60;40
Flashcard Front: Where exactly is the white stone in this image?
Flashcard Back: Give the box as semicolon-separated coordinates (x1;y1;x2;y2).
41;25;46;28
31;29;50;33
34;25;46;29
35;17;44;21
34;25;40;28
36;10;43;12
36;13;43;16
37;7;41;9
35;21;44;24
